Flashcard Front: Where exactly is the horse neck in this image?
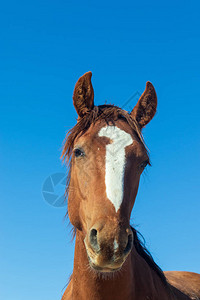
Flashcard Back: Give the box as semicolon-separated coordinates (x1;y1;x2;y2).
70;230;169;300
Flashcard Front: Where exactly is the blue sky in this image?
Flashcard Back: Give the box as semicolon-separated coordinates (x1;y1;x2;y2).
0;1;200;299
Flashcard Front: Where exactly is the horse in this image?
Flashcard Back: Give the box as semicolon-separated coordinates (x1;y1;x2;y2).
61;72;200;300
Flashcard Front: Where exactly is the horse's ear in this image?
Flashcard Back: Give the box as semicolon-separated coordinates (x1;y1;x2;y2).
73;71;94;118
130;82;157;129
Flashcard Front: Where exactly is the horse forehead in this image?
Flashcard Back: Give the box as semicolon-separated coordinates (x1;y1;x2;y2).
98;125;133;146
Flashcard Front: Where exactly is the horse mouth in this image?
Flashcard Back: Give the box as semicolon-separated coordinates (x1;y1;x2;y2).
86;251;124;273
87;255;122;273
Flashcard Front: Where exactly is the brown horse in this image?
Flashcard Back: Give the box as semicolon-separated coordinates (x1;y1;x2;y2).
61;72;200;300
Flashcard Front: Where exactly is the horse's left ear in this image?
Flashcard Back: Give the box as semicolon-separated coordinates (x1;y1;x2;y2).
130;82;157;129
73;71;94;118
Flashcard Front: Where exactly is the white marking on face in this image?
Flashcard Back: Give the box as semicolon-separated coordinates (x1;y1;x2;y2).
98;126;133;212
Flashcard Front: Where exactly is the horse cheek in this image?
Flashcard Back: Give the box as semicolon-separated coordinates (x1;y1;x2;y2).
68;184;82;231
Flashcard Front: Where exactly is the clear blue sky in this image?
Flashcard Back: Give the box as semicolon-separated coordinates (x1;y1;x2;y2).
0;1;200;299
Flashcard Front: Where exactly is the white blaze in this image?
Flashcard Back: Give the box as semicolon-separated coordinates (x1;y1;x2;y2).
98;126;133;212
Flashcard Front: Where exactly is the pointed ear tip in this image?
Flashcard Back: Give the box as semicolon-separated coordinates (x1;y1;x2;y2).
84;71;92;78
76;71;92;84
146;81;157;96
146;81;154;88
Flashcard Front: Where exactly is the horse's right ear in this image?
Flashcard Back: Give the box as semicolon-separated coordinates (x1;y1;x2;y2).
73;71;94;118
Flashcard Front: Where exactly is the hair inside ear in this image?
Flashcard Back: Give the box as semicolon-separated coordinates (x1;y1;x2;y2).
73;71;94;118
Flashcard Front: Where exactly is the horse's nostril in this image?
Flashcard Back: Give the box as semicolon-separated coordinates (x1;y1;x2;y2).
124;233;133;255
89;228;99;252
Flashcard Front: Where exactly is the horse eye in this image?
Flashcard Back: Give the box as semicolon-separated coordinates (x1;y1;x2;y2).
140;159;150;169
74;148;85;157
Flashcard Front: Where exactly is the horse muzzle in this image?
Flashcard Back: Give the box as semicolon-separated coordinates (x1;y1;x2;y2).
84;224;133;272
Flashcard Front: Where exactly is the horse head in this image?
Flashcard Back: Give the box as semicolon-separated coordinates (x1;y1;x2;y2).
62;72;157;273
